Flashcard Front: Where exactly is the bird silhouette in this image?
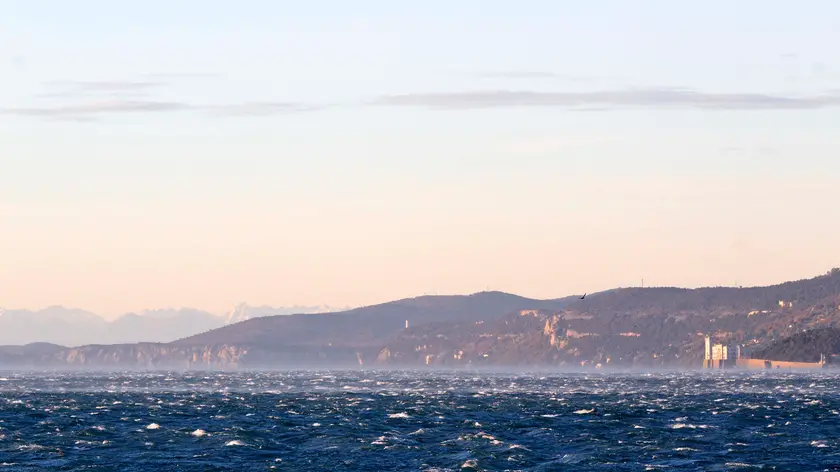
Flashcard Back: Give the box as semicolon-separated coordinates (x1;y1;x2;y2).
580;293;587;300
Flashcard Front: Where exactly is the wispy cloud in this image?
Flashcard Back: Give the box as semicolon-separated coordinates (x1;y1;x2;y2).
9;79;840;122
40;74;220;98
0;100;319;121
3;75;323;122
1;100;191;117
373;88;840;111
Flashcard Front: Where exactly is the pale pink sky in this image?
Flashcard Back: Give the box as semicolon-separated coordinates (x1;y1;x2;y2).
2;171;837;317
3;0;840;316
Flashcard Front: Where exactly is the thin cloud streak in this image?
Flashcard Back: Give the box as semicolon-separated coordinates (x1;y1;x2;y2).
10;77;318;119
36;80;168;100
0;100;319;120
373;88;840;110
6;87;840;121
1;100;191;117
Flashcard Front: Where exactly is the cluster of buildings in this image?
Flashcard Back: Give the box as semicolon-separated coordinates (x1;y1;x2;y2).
702;335;826;370
703;336;740;368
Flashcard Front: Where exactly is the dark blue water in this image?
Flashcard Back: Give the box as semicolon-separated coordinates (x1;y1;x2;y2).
2;370;840;471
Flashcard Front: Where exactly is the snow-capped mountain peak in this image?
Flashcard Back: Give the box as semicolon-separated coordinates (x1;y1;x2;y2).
224;303;349;325
226;303;251;324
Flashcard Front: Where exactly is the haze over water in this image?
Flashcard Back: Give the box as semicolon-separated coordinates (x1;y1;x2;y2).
2;370;840;471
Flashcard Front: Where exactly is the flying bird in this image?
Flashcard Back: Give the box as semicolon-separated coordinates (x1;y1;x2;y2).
579;293;587;300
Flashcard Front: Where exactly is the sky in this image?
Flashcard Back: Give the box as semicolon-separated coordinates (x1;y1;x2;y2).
2;0;840;317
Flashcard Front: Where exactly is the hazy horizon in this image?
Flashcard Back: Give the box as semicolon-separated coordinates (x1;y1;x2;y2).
3;0;840;317
0;302;348;321
3;268;838;320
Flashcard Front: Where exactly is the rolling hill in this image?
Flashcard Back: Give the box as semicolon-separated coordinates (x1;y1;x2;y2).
750;327;840;363
174;291;579;348
3;268;840;369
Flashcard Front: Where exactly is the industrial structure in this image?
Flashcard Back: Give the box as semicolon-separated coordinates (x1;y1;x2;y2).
703;336;739;369
702;335;826;370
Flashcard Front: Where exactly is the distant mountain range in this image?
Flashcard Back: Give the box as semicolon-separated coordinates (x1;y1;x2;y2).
0;292;579;369
0;304;345;347
2;268;840;369
175;291;575;348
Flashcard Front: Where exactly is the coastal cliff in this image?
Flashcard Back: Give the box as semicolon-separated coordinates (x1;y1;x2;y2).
0;342;377;369
0;343;248;369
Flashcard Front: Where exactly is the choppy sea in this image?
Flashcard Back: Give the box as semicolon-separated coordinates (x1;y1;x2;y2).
2;370;840;471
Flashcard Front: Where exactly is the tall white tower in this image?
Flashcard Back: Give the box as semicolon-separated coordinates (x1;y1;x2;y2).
405;319;409;329
704;335;711;361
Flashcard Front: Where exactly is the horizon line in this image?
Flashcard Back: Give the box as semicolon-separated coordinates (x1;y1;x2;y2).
4;266;836;317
